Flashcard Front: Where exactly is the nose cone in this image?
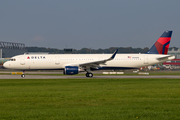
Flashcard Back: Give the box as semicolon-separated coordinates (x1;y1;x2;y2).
3;62;9;69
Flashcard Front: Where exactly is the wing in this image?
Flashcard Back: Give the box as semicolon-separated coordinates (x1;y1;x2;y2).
79;49;118;69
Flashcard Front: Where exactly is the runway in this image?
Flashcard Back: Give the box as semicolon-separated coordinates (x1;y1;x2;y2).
1;74;180;79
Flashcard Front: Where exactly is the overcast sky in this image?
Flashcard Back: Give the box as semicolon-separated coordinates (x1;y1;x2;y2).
0;0;180;50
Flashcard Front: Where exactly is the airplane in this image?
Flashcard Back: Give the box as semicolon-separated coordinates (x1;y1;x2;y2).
3;30;175;78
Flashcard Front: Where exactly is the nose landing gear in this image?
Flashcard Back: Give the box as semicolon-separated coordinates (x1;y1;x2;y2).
21;71;25;78
21;74;25;78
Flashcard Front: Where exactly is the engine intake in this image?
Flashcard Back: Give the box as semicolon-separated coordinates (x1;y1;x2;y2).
64;66;79;75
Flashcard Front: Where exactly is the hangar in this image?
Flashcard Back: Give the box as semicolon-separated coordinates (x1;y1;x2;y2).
0;41;25;58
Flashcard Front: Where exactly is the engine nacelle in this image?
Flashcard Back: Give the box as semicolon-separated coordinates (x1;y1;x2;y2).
63;66;79;75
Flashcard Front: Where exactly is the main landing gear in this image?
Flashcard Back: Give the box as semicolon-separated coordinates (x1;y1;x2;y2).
86;72;93;77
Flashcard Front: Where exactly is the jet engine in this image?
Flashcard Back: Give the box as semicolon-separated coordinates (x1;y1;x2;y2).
63;66;79;75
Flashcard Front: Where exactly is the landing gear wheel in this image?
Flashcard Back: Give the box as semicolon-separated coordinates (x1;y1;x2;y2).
86;73;89;77
88;73;93;77
86;73;93;78
21;74;25;78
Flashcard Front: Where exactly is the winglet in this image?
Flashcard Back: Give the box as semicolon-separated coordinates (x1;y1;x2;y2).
108;49;118;60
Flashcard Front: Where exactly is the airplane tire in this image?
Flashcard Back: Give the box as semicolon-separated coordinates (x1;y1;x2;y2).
21;74;25;78
88;73;93;77
86;73;89;77
86;73;93;77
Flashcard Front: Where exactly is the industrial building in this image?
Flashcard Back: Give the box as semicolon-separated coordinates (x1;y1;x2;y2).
0;41;25;58
161;48;180;69
168;48;180;59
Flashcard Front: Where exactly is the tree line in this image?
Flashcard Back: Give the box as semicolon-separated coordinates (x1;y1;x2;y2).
25;46;178;54
25;46;149;54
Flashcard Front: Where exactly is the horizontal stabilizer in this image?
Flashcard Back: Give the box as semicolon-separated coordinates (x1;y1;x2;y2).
156;55;175;61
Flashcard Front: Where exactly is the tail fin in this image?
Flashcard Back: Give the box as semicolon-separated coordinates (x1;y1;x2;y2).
147;31;172;54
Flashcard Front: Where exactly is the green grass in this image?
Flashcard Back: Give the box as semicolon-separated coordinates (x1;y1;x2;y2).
0;78;180;120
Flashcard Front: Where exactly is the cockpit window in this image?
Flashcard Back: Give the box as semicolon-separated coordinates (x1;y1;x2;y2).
10;59;16;61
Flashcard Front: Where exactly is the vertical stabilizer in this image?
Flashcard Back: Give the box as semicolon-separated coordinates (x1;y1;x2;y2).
147;31;172;54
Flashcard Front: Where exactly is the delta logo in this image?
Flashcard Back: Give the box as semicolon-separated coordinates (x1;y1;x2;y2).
27;56;46;59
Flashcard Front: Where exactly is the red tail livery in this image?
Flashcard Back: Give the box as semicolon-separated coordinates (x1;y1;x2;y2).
147;31;172;54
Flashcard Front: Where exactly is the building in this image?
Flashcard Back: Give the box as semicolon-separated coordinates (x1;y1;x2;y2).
0;41;26;58
162;48;180;69
168;48;180;59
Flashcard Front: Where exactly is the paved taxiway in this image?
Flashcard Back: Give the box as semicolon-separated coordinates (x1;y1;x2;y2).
1;75;180;79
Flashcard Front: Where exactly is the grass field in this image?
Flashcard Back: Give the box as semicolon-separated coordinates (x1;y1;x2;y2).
0;78;180;120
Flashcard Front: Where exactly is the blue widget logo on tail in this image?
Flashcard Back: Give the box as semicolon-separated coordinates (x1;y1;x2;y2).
147;31;172;55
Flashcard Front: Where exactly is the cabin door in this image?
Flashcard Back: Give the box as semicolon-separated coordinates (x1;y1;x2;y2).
20;56;25;65
55;57;60;65
144;56;148;64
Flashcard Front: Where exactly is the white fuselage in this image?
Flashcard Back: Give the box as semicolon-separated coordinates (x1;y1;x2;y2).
3;53;175;71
